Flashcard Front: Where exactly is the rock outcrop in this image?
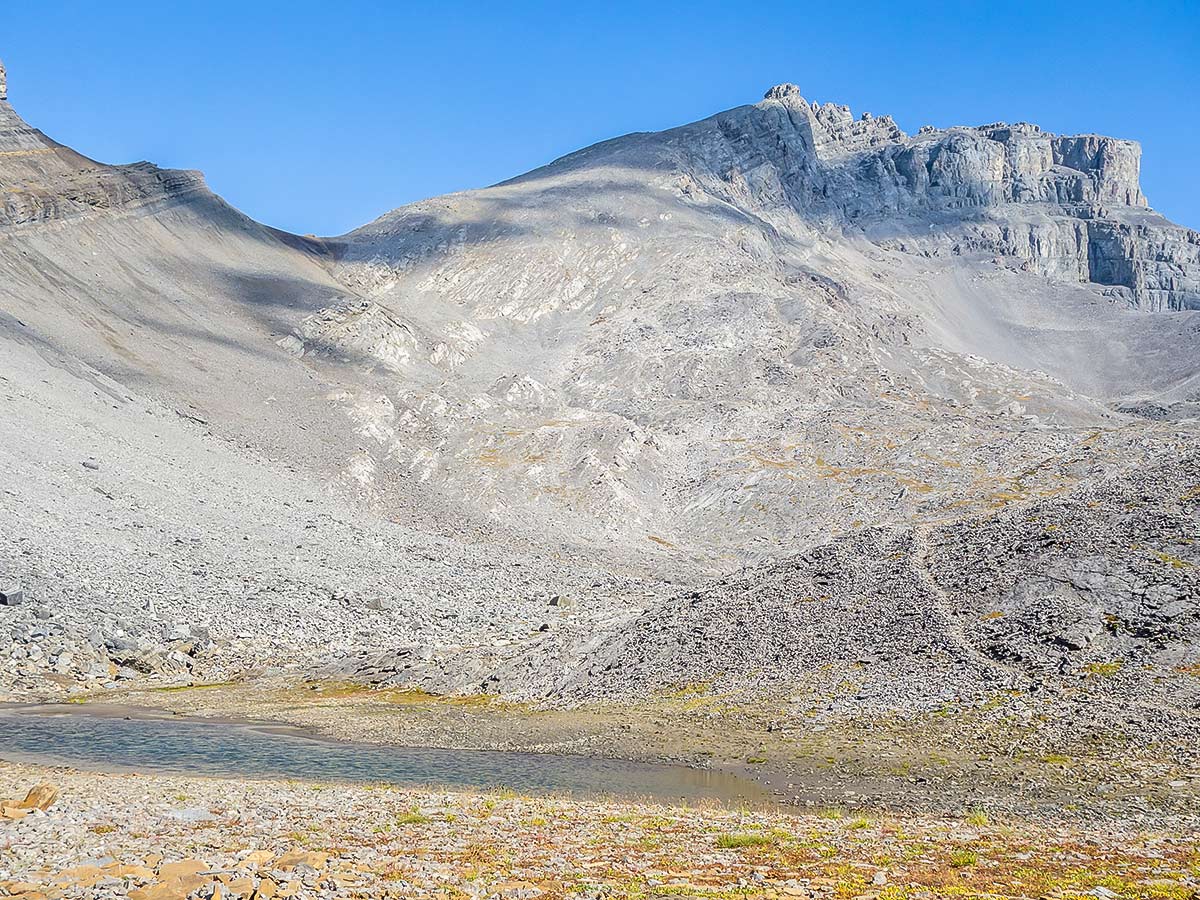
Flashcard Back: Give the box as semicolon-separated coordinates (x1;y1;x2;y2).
0;63;207;229
676;86;1198;310
496;84;1198;311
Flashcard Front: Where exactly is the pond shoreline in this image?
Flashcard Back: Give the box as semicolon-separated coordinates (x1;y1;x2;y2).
0;702;778;809
9;675;1199;824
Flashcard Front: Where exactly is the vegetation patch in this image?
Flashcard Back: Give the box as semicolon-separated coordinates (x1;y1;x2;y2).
948;848;979;868
715;832;773;849
964;808;990;826
395;808;431;825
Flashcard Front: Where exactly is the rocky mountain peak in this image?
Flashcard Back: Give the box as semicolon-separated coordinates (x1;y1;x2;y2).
751;83;906;157
663;84;1192;308
0;57;7;101
763;82;802;101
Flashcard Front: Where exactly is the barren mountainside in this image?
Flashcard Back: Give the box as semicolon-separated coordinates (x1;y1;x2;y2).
0;59;1197;747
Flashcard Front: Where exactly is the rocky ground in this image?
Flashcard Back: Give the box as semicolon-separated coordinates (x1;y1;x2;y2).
2;417;1197;822
0;333;665;700
1;761;1197;900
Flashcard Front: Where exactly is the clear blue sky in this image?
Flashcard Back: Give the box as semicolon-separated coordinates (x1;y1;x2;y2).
5;1;1197;235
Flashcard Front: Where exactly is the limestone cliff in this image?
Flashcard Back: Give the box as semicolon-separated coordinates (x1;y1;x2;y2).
764;86;1198;310
488;84;1195;311
658;85;1198;310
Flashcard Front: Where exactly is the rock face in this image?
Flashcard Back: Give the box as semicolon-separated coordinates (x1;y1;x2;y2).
0;58;1197;727
716;86;1195;310
548;84;1197;310
0;70;207;228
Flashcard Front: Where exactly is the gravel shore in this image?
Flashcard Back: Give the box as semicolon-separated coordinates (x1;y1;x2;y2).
2;761;1198;900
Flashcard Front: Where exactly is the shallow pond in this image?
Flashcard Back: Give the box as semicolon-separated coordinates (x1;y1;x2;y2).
0;704;774;807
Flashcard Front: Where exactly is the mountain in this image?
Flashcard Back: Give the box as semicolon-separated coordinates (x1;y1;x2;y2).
325;83;1200;564
0;61;1196;736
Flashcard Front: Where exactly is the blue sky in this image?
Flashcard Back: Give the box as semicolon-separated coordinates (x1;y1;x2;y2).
4;1;1197;235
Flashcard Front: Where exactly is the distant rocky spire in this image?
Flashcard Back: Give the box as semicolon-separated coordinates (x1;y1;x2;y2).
0;58;7;101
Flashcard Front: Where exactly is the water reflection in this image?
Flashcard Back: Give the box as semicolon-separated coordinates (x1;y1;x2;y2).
0;706;774;808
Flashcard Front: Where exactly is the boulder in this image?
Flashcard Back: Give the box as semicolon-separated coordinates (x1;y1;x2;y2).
1;782;60;818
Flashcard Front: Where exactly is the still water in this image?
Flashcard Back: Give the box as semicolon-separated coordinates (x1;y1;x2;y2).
0;705;774;807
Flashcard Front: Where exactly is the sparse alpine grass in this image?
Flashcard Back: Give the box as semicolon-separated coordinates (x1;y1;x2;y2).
715;832;772;849
965;808;990;826
949;848;979;867
395;808;431;825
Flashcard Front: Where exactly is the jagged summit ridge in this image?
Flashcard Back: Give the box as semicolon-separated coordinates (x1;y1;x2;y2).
352;80;1198;310
763;82;802;100
756;81;905;156
755;82;1141;204
688;84;1195;308
756;83;1144;206
745;82;1146;209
